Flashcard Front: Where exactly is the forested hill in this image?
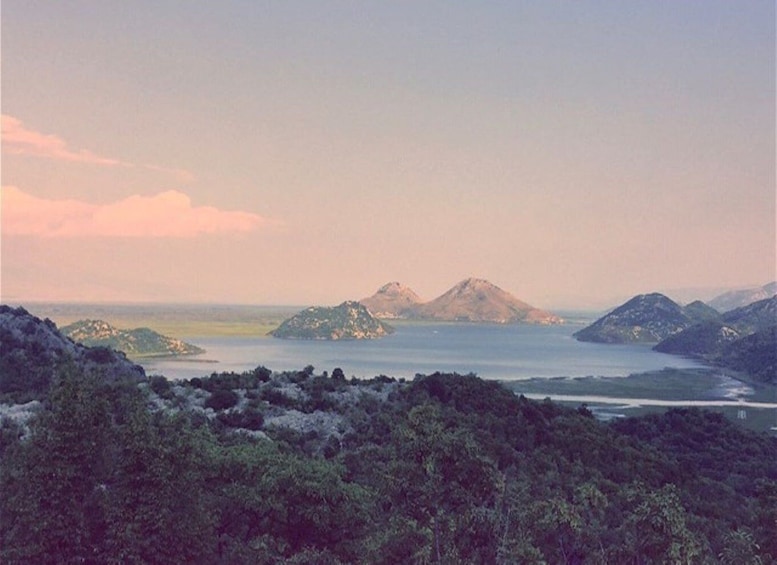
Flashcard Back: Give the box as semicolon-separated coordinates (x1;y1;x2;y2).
2;358;776;563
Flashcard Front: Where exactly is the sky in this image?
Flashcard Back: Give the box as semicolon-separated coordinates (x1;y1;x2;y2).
1;1;775;310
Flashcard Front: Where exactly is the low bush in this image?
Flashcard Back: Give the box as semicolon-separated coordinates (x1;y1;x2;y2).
205;389;239;411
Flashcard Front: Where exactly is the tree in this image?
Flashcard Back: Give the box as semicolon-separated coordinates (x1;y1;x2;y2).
211;440;370;563
0;364;114;563
388;403;499;563
621;483;702;564
104;406;217;564
719;529;764;565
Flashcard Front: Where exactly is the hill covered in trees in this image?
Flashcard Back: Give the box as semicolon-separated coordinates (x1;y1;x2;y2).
2;366;776;563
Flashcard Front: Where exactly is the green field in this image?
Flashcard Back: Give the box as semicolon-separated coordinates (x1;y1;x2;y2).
24;303;299;338
504;368;777;433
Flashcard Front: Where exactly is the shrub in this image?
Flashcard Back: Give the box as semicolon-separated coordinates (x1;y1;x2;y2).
205;389;239;411
332;367;346;382
261;387;299;409
216;408;264;430
253;365;272;382
84;346;114;363
149;375;172;398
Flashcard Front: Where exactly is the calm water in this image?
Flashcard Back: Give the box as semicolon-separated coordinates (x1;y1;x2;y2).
141;321;706;381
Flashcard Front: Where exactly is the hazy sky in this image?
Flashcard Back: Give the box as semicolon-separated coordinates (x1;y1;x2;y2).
2;1;775;309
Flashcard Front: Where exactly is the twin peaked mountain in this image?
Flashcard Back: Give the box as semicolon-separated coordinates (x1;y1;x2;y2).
271;279;561;341
360;278;562;325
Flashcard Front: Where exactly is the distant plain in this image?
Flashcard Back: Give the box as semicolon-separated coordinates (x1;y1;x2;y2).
23;302;300;338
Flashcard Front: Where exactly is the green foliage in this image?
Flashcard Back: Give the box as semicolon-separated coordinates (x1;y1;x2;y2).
0;365;218;564
148;374;173;398
0;365;114;563
0;326;59;401
216;407;264;430
719;529;764;565
253;364;272;382
205;388;239;411
621;483;703;563
261;385;300;409
2;367;776;563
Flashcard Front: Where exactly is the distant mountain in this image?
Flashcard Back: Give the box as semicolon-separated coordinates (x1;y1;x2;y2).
61;319;204;358
412;278;562;325
573;293;712;344
0;306;145;400
654;297;777;382
719;295;777;334
708;282;777;312
358;278;562;325
682;300;720;323
270;301;395;340
360;282;423;319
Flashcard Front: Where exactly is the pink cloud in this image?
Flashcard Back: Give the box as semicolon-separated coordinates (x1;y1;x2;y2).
2;186;268;237
1;114;195;181
1;115;124;166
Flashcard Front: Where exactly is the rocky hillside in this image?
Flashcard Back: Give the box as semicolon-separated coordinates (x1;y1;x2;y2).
574;293;715;344
0;306;145;401
359;279;562;324
270;301;394;340
61;319;204;358
709;281;777;311
413;278;562;324
359;282;423;318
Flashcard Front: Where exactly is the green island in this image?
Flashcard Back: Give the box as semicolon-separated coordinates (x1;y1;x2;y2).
270;301;394;340
61;319;205;358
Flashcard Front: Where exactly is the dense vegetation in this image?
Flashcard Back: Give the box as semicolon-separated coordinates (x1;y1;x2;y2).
2;363;776;564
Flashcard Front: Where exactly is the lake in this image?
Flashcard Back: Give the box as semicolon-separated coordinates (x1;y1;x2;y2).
141;321;707;382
